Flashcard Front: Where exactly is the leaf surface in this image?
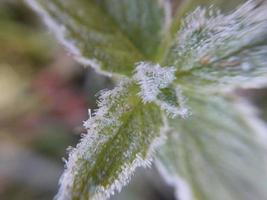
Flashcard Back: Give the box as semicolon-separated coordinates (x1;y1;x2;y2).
134;62;189;118
26;0;168;76
56;80;164;200
156;90;267;200
166;1;267;91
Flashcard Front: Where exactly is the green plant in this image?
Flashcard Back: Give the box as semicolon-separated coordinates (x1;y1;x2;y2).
26;0;267;199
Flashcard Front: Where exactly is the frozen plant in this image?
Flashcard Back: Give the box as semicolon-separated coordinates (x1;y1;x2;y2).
26;0;267;200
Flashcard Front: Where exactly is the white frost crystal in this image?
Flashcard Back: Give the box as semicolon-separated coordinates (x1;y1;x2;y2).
134;62;176;102
172;0;267;91
134;62;189;118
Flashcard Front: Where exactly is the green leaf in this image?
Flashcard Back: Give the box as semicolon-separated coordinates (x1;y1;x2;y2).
165;1;267;91
156;90;267;200
56;79;164;200
160;0;244;63
95;0;169;59
26;0;169;76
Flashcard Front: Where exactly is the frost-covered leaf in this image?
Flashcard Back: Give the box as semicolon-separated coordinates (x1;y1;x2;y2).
166;0;267;91
134;62;189;118
26;0;169;76
168;0;243;33
156;90;267;200
56;79;165;200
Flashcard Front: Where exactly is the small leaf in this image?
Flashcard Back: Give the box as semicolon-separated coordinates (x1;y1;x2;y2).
161;0;244;63
56;79;164;200
26;0;169;76
134;62;189;118
156;90;267;200
166;0;267;91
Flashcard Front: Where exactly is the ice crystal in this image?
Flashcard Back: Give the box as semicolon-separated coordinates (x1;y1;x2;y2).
134;62;176;102
134;62;189;118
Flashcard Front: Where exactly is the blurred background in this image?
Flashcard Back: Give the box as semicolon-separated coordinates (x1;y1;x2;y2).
0;0;266;200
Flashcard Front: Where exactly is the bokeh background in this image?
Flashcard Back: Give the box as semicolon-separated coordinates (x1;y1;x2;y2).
0;0;266;200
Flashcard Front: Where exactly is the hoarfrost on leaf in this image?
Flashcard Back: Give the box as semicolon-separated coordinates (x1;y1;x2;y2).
134;62;189;118
56;79;165;200
25;0;170;76
156;90;267;200
134;62;176;103
168;0;267;91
